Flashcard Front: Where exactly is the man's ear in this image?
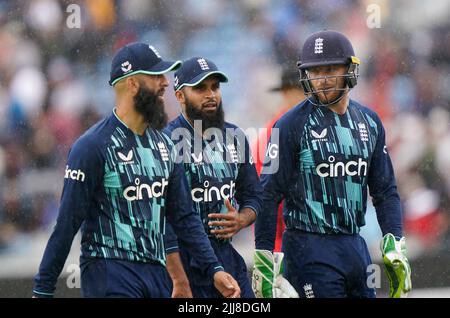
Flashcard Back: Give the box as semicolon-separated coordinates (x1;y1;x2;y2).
126;76;140;96
175;90;185;104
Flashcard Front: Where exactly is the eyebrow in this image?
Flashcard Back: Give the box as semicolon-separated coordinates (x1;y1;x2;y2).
193;81;220;89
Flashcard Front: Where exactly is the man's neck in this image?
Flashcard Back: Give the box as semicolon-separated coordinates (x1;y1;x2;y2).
181;111;204;136
181;111;220;139
326;94;349;115
115;105;148;135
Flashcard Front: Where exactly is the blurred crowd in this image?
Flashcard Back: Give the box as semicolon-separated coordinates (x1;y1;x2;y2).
0;0;449;260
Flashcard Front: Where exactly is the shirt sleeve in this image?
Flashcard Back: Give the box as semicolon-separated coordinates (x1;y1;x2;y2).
164;222;180;255
255;118;298;251
165;162;224;282
33;137;103;297
234;131;263;217
368;115;403;238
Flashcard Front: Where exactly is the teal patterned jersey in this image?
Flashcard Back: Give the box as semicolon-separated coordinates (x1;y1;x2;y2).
34;110;222;296
81;114;173;263
164;114;262;240
256;99;402;251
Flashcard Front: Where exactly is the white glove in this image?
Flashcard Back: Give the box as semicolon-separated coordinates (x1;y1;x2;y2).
381;233;412;298
252;249;299;298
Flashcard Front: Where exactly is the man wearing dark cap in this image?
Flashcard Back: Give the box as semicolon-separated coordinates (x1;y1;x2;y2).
163;57;263;298
33;43;240;298
254;30;412;298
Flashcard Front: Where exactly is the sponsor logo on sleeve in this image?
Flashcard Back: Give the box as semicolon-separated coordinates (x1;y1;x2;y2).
64;165;85;182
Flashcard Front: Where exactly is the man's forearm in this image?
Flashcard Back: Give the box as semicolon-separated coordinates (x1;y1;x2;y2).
166;252;193;298
166;252;189;285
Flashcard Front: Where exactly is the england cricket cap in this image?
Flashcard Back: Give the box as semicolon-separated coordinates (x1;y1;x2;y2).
298;30;360;70
109;42;182;86
173;57;228;91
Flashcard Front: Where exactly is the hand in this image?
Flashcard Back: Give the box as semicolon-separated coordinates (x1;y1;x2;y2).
213;271;241;298
208;199;242;239
381;233;412;298
171;280;193;298
252;249;299;298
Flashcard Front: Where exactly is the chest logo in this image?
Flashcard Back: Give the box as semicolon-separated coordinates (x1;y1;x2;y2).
358;123;369;142
157;142;170;161
191;180;235;203
311;128;327;141
118;150;133;162
123;178;169;201
226;144;239;163
316;155;368;178
191;152;203;166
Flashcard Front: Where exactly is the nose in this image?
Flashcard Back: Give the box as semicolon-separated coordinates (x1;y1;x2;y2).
205;88;216;99
315;74;332;89
160;74;169;87
317;74;329;84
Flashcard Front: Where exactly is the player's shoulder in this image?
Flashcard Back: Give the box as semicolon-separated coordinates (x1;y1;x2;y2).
163;115;192;145
223;121;249;144
71;116;110;154
165;115;185;134
156;129;176;149
224;121;240;130
275;98;314;129
350;99;382;123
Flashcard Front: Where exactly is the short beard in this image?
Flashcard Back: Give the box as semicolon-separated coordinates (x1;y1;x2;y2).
185;99;225;132
133;84;168;130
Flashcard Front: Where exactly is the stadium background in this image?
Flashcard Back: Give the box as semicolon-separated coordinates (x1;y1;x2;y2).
0;0;449;297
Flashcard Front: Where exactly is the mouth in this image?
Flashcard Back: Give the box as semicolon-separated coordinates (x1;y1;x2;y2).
202;101;217;111
156;90;165;101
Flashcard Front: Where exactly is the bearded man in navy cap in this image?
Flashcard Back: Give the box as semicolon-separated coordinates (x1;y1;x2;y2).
33;43;240;298
254;31;412;298
164;57;264;298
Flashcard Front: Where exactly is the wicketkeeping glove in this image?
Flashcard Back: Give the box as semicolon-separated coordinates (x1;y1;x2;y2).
252;249;299;298
381;233;412;298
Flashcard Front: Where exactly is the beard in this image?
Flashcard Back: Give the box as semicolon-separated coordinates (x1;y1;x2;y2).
133;84;168;130
185;99;225;132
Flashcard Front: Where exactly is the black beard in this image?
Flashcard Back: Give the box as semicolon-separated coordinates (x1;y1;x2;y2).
133;85;168;130
185;100;225;132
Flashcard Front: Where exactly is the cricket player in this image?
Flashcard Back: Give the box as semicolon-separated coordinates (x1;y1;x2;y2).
33;43;240;298
253;30;412;298
164;57;263;298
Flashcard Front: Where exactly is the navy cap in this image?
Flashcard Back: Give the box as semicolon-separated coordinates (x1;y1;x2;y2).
298;30;359;69
109;42;182;86
174;57;228;91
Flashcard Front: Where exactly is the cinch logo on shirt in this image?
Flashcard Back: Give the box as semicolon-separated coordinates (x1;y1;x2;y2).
316;156;368;177
191;180;235;203
64;165;85;182
123;178;169;201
